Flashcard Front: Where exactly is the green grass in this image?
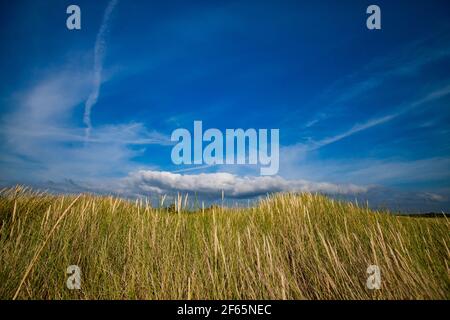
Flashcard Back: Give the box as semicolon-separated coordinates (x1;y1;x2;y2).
0;186;448;300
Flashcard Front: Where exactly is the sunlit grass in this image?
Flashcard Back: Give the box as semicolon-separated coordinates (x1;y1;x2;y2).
0;186;448;299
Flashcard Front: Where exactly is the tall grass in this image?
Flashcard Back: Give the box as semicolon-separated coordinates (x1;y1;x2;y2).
0;186;448;299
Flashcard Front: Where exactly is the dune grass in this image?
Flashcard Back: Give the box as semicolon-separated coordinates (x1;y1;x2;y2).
0;186;448;300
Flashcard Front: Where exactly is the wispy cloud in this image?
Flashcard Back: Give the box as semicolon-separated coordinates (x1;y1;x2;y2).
83;0;119;139
311;114;397;149
172;164;215;173
293;36;450;129
287;84;450;154
409;84;450;108
0;64;169;185
342;157;450;185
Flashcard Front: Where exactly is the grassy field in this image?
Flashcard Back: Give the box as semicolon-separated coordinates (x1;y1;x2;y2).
0;186;448;300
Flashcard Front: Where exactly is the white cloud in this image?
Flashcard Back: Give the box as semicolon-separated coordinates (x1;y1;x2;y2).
323;83;450;147
0;63;169;185
278;148;450;184
283;83;450;158
310;114;397;149
83;0;119;138
418;192;447;202
295;37;450;129
343;157;450;185
123;170;368;198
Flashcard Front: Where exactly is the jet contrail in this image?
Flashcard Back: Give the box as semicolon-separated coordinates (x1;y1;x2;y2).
84;0;119;139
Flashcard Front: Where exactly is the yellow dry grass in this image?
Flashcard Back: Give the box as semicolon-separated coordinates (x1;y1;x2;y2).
0;186;448;299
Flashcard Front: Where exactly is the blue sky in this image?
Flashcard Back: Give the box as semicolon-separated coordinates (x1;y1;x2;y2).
1;0;450;212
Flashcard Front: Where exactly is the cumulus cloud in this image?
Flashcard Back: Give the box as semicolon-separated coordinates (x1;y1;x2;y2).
123;170;368;198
